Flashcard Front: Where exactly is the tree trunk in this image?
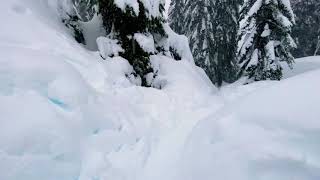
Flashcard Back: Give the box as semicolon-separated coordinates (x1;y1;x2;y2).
314;36;320;56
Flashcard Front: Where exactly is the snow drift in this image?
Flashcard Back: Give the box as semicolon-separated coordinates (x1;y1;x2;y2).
1;1;320;180
0;1;215;180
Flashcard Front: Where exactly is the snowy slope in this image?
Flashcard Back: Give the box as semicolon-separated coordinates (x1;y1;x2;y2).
1;1;320;180
182;67;320;180
0;1;216;180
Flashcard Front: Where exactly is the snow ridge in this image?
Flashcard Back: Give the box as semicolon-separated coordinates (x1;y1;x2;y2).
1;1;320;180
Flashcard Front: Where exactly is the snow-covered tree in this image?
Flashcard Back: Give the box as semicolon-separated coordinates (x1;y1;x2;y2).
183;0;216;84
291;0;320;58
72;0;98;22
212;0;241;85
168;0;185;34
237;0;296;82
179;0;240;86
98;0;167;86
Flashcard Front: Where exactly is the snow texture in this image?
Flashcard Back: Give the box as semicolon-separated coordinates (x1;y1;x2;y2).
97;37;124;59
1;1;320;180
134;33;155;53
114;0;140;15
80;14;106;51
114;0;165;18
164;24;195;64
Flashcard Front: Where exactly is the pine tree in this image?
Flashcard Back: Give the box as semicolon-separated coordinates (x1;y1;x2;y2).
212;0;241;85
168;0;185;34
98;0;167;86
178;0;240;86
291;0;320;58
237;0;296;82
183;0;216;84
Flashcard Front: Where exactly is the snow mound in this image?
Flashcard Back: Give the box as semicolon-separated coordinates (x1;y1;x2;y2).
164;24;194;63
0;1;215;180
180;57;320;180
1;0;320;180
97;37;124;59
282;56;320;78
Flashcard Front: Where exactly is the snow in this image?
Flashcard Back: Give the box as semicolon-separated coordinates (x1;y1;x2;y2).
140;0;164;18
265;41;276;62
282;56;320;78
114;0;140;15
277;13;293;27
97;37;124;59
134;33;155;53
279;0;295;23
80;14;106;51
1;1;320;180
261;24;270;37
114;0;164;18
164;24;195;64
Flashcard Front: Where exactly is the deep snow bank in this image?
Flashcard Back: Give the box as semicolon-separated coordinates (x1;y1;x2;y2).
180;57;320;180
0;1;216;180
1;1;320;180
283;56;320;78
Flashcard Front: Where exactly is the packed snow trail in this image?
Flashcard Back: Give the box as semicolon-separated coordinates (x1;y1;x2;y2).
140;100;223;180
2;1;320;180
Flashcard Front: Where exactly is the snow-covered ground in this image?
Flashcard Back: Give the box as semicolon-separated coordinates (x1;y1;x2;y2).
1;1;320;180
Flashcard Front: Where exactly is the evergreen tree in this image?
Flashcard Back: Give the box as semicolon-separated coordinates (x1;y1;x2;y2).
183;0;216;84
98;0;167;86
212;0;241;85
291;0;320;58
168;0;185;34
180;0;240;86
237;0;296;82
